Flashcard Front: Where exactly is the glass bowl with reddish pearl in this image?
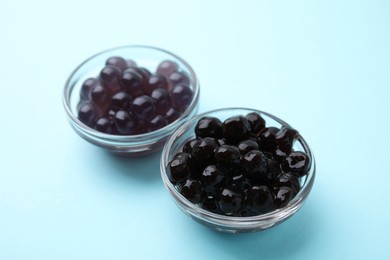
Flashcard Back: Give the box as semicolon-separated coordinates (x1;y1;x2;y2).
63;45;199;155
160;108;315;233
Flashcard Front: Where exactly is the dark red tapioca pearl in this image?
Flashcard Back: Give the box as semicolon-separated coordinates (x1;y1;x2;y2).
108;109;116;119
179;179;204;204
120;69;144;97
282;151;310;177
89;83;110;110
168;71;190;88
275;126;299;153
80;78;98;100
94;117;114;134
191;137;219;168
246;185;275;214
238;140;259;155
148;115;168;132
138;67;152;82
131;95;155;120
111;91;132;111
164;107;180;123
113;109;136;135
241;150;268;182
99;65;121;93
222;115;251;144
78;101;98;127
167;152;193;184
150;88;171;114
257;127;279;152
200;165;225;195
136;119;155;134
126;59;137;68
170;84;193;111
100;65;121;83
133;119;148;135
144;74;168;94
195;116;222;139
273;186;294;208
217;186;244;215
214;145;241;175
125;66;151;85
246;112;266;136
105;56;128;72
157;60;179;78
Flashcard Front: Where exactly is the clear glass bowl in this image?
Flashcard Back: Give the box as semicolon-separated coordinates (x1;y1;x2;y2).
160;108;315;233
63;45;200;156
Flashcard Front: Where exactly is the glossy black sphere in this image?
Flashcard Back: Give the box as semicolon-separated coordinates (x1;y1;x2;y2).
257;127;279;152
167;153;192;184
201;165;225;195
246;112;266;135
246;186;275;214
238;140;259;155
191;137;218;166
195;116;222;139
222;116;251;144
242;150;268;181
282;151;310;177
275;126;299;153
182;138;198;154
180;179;204;204
214;145;241;174
217;187;244;215
273;186;294;208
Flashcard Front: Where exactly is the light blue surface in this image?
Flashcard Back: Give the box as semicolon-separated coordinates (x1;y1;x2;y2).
1;0;389;259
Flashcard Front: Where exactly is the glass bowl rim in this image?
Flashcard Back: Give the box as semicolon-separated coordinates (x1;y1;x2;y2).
62;44;200;143
160;107;316;223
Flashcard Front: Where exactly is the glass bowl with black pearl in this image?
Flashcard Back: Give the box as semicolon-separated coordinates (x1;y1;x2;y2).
63;45;200;155
160;108;315;233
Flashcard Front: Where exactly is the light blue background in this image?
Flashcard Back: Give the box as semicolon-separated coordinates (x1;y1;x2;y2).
1;0;389;259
